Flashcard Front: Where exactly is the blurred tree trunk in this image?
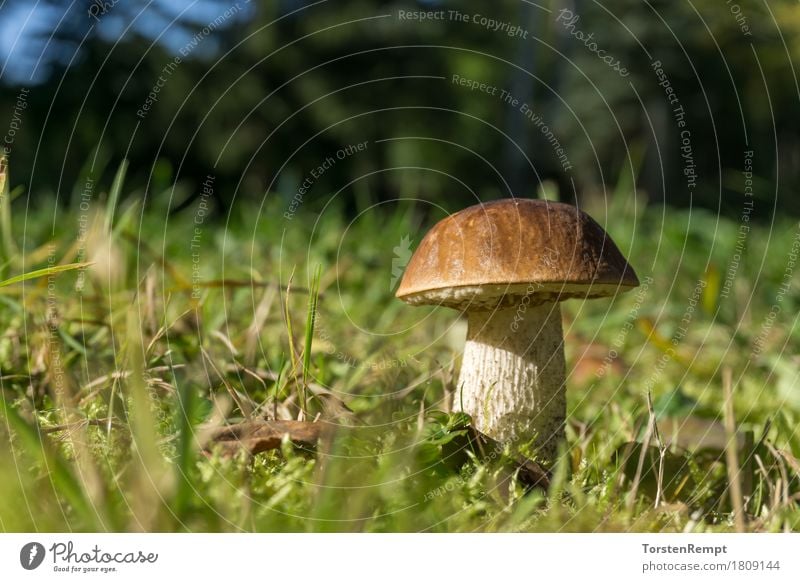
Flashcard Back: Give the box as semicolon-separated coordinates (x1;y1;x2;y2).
642;96;671;205
504;2;536;198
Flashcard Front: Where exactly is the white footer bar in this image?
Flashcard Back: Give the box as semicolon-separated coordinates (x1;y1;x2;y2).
1;533;798;581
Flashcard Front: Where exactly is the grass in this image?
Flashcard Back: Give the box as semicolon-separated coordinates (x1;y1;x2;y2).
0;163;799;532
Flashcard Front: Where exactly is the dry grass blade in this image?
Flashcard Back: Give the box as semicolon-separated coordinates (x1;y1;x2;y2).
211;330;239;357
146;309;192;356
42;418;125;437
647;390;667;508
120;231;189;288
78;365;184;405
200;346;253;421
775;448;800;476
42;323;107;524
244;284;278;363
281;267;303;416
722;367;746;532
0;154;16;265
627;399;655;513
764;440;792;531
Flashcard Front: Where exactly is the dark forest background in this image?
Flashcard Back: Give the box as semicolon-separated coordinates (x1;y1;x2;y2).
1;0;798;218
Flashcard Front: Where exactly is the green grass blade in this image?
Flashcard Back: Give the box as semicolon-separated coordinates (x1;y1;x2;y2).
273;352;287;420
0;396;98;529
0;262;93;288
283;267;301;411
125;308;172;530
0;156;21;270
173;377;197;522
301;265;322;414
105;159;128;233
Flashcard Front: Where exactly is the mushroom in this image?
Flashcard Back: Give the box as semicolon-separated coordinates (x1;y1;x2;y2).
396;199;639;464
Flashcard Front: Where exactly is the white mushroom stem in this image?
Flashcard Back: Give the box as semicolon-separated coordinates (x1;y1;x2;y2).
454;301;566;464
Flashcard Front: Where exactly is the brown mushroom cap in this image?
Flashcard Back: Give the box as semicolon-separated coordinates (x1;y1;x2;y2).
396;198;639;310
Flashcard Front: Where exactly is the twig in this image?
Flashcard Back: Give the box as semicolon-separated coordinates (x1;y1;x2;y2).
41;418;125;434
78;365;185;404
774;446;800;476
171;279;311;294
205;419;329;456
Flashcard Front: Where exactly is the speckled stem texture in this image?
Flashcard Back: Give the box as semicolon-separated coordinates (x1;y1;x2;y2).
454;302;566;464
